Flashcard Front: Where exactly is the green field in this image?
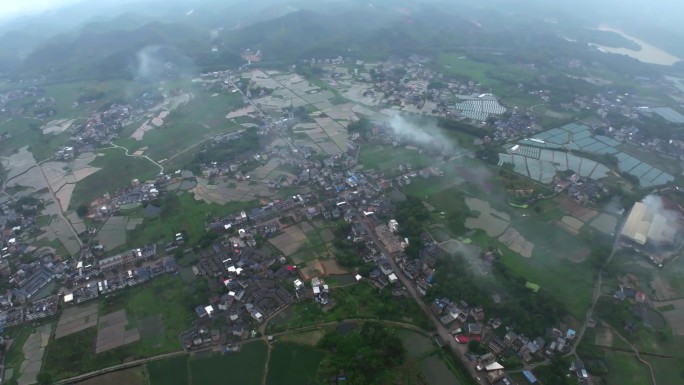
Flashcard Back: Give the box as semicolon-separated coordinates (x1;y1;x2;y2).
147;355;189;385
44;277;199;380
4;326;33;381
116;90;244;164
189;341;267;385
603;350;651;385
124;192;256;248
100;275;199;352
265;343;324;385
0;116;67;160
69;147;161;209
359;145;433;174
434;53;539;107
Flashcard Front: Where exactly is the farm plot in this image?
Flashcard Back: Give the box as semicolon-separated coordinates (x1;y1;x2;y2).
591;213;619;235
16;324;52;385
95;309;140;353
653;298;684;335
465;197;511;237
265;343;324;385
74;366;147;385
147;355;189;385
96;216;129;251
497;227;535;258
189;341;267;385
55;303;99;339
269;225;308;257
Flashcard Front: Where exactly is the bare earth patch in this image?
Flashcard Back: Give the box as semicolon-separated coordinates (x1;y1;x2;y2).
320;259;349;275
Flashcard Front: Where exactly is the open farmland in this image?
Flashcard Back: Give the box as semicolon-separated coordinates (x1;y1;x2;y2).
55;303;99;339
69;148;160;209
188;341;267;385
265;343;324;385
147;355;189;385
75;366;147;385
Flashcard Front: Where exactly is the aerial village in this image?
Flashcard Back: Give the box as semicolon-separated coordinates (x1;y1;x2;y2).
2;53;684;385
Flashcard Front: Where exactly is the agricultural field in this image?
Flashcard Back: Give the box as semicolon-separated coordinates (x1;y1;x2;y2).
43;276;198;380
69;148;161;209
602;350;652;385
188;341;267;385
434;53;539;107
265;343;324;385
397;331;463;385
147;355;189;385
359;145;434;174
123;192;256;248
75;366;147;385
117;90;245;164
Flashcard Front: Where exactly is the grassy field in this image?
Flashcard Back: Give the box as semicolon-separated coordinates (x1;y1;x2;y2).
434;53;539;107
69;147;161;209
125;192;257;248
147;355;189;385
477;227;596;318
99;275;197;352
265;343;324;385
603;350;652;385
0;116;67;160
44;277;198;380
189;341;267;385
4;326;33;381
359;145;434;175
117;90;244;163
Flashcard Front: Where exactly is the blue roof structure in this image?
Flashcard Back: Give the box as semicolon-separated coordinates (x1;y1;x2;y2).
523;371;538;384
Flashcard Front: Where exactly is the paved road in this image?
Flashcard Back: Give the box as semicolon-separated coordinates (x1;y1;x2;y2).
359;217;480;383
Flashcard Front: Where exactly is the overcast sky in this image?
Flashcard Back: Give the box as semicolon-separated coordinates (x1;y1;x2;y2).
0;0;80;19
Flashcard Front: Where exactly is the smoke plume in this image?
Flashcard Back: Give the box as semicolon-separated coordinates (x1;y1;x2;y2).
388;114;455;154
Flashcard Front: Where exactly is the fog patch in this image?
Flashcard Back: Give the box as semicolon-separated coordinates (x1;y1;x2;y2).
134;45;196;83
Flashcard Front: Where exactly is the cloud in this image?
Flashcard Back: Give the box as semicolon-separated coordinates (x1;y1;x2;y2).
134;45;196;82
387;114;456;154
0;0;80;19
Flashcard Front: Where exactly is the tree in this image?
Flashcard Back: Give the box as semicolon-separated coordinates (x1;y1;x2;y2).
76;204;89;218
36;372;53;385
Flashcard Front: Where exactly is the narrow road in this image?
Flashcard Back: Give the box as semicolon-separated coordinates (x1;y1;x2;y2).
104;143;164;174
359;217;481;382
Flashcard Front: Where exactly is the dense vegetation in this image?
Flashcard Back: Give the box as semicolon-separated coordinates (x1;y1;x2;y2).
318;322;406;384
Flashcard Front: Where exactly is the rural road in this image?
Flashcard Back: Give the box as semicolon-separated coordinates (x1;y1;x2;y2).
359;216;481;383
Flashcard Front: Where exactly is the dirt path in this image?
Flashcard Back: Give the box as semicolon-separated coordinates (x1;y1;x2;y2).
104;144;164;174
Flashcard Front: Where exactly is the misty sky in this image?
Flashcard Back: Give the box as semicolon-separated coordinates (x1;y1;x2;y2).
0;0;79;18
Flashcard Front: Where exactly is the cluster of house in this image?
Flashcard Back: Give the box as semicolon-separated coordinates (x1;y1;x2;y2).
182;241;297;350
84;173;170;221
0;85;47;117
0;294;59;330
553;173;611;204
430;293;581;384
